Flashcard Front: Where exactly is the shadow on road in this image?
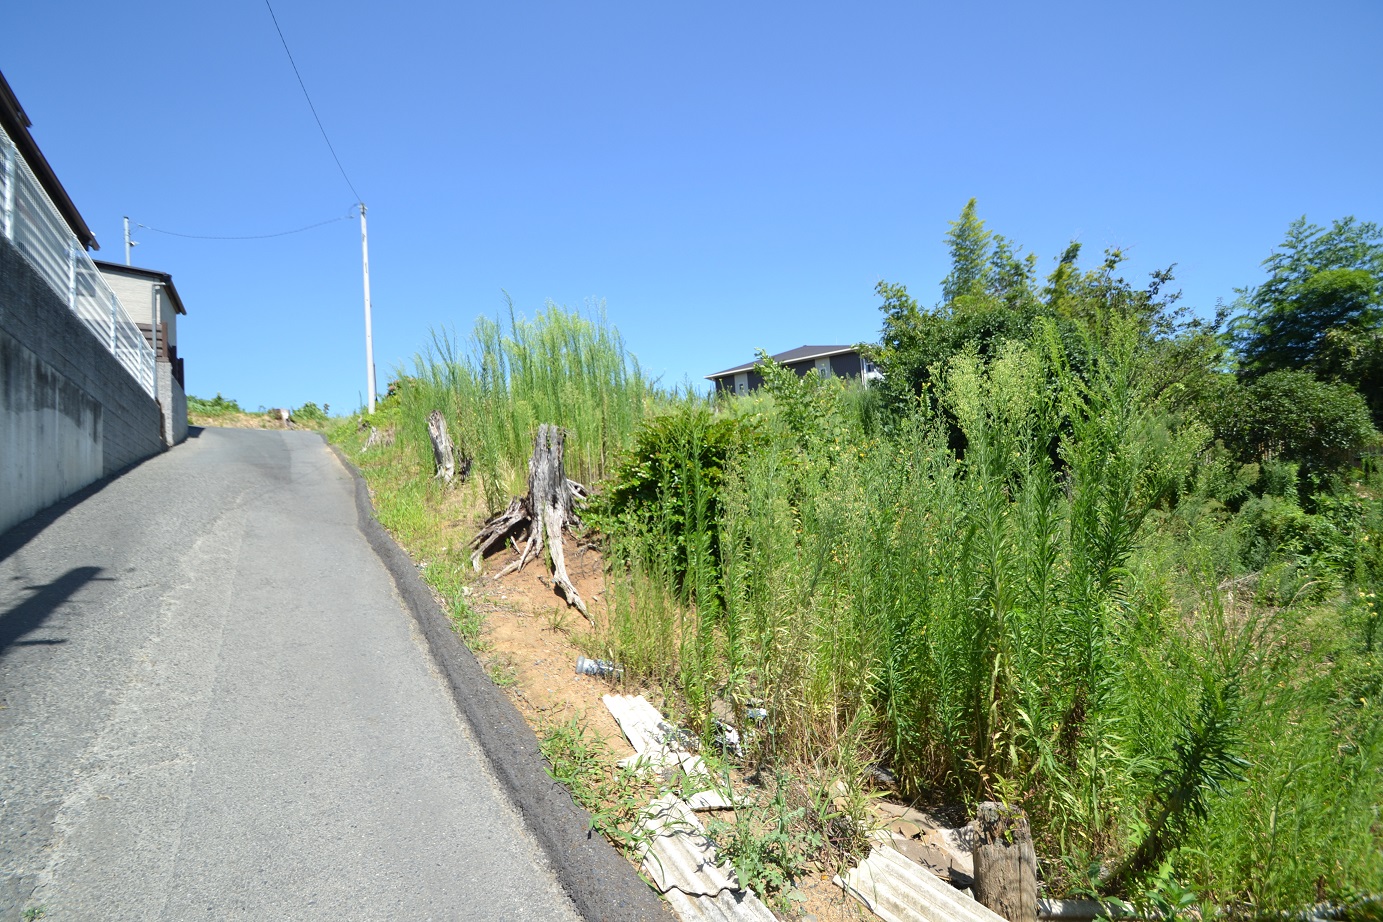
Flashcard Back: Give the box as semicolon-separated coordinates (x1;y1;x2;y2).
0;566;107;658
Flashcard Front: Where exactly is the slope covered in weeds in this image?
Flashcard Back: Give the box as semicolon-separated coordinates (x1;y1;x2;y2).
335;212;1383;917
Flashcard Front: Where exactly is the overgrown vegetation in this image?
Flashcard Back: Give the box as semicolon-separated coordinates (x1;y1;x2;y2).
186;392;243;416
388;298;653;510
187;393;334;430
334;210;1383;919
590;205;1383;915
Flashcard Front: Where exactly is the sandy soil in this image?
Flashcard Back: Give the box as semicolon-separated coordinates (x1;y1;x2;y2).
464;533;887;922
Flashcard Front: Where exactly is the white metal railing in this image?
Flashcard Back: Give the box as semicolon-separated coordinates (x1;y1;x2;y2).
0;123;155;397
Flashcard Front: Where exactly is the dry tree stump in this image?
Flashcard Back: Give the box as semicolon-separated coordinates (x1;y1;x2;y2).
972;802;1037;922
428;410;456;484
469;423;590;621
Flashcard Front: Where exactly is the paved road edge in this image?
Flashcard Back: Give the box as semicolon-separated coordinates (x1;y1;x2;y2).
329;441;670;922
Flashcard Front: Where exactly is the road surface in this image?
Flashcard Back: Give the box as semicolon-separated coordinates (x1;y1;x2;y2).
0;428;584;921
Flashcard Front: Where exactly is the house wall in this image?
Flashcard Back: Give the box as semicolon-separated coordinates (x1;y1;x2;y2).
100;269;177;352
712;369;764;395
98;266;185;441
0;237;165;534
830;352;863;378
713;351;870;394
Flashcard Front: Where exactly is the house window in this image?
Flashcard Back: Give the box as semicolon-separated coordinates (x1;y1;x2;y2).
814;357;831;376
734;372;749;394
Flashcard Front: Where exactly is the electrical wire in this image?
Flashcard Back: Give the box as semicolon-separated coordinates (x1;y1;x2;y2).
263;0;362;205
134;210;355;240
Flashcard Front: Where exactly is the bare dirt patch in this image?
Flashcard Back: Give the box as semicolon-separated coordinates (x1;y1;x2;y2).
469;538;636;759
464;535;880;921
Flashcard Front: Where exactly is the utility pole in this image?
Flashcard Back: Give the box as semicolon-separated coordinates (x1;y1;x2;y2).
123;215;137;266
360;202;375;414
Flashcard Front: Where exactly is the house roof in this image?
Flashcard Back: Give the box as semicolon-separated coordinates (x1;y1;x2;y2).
94;260;188;315
706;345;860;380
0;70;99;251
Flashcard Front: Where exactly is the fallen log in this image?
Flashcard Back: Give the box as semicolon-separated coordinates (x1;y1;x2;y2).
469;423;590;620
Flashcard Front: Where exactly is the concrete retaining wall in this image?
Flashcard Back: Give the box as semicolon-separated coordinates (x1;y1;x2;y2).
0;237;165;534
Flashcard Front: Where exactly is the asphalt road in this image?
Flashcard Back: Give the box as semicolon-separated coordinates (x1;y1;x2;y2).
0;428;587;921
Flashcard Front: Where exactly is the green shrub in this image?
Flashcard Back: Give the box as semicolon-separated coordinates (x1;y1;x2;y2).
293;401;328;423
1212;370;1378;474
588;403;762;598
187;393;243;415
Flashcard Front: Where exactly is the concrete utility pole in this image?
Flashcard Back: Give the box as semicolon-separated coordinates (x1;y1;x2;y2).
123;216;137;266
360;202;375;414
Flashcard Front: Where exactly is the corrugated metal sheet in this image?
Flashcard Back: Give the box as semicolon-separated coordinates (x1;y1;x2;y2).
603;697;775;920
835;845;1006;922
604;694;734;809
604;694;704;773
638;795;741;896
665;888;779;922
637;795;778;922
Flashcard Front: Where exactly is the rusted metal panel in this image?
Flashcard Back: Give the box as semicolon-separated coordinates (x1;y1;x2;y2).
836;844;1006;922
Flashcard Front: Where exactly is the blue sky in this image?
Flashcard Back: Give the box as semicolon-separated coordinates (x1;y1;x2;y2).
4;1;1381;412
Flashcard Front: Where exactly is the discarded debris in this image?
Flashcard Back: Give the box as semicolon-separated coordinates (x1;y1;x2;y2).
638;795;777;922
603;694;735;810
575;656;623;680
836;844;1006;922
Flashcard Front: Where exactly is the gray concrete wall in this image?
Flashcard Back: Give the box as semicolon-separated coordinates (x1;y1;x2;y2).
0;237;165;533
157;360;187;445
0;329;104;534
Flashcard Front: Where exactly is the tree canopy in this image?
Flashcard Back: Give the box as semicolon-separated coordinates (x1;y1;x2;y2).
1236;217;1383;416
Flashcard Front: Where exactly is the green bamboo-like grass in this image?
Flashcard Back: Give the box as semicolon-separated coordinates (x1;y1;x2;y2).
595;318;1383;911
384;300;654;510
345;304;1381;914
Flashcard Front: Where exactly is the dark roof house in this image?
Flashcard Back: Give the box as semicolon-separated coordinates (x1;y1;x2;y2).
0;70;99;250
706;345;879;395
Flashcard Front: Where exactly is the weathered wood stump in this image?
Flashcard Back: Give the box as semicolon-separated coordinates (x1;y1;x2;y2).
469;423;590;621
360;424;396;453
972;802;1037;922
428;410;456;484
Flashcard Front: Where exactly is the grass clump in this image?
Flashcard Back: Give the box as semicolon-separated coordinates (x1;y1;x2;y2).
187;392;243;416
387;299;654;511
537;716;658;856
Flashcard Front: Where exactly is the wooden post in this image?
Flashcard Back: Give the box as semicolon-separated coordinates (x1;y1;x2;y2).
427;410;455;484
972;802;1037;922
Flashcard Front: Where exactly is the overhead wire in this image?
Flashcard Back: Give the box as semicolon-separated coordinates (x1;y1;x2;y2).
134;210;356;241
263;0;362;205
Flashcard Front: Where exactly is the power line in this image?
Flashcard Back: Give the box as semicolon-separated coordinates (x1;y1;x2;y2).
263;0;362;204
134;211;356;241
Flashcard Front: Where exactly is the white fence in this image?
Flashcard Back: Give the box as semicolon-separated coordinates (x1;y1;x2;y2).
0;123;155;397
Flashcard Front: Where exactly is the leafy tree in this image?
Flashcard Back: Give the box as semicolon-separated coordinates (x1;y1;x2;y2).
1237;217;1383;421
989;233;1039;312
941;198;992;304
873;201;1210;425
1208;369;1377;474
